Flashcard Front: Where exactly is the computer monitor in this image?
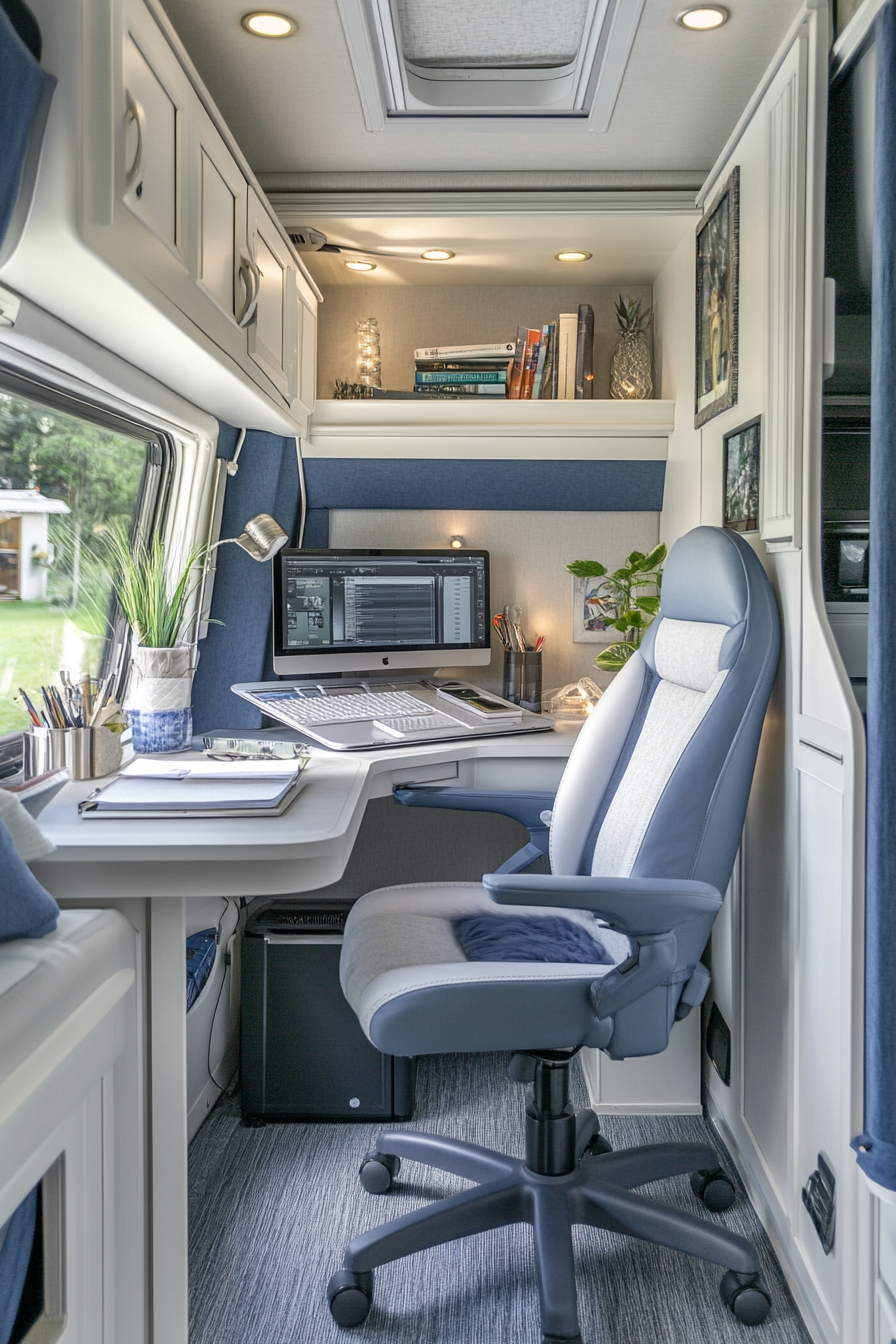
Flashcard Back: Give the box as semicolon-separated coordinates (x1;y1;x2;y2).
272;548;491;676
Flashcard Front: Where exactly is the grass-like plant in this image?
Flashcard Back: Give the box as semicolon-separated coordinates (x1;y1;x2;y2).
567;543;667;671
100;523;210;648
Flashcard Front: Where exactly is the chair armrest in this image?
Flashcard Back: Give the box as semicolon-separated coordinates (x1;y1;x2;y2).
394;786;555;832
482;873;723;937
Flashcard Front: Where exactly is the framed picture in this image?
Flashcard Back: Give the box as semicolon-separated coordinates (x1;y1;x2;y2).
723;416;761;532
571;576;619;644
695;165;739;428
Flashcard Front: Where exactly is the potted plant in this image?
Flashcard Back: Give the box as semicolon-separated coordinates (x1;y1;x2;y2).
567;543;666;671
101;524;210;753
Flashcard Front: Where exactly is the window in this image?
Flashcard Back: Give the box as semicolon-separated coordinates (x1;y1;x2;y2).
0;375;171;736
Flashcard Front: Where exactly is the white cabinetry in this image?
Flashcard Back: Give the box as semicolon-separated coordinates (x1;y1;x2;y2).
1;0;319;435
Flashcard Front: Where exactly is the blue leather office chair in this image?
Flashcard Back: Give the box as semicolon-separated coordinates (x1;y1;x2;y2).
326;527;780;1342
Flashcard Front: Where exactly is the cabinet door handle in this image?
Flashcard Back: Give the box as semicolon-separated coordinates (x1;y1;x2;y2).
237;247;260;328
124;90;146;192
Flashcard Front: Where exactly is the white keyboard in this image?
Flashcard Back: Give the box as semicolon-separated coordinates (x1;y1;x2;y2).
270;690;435;727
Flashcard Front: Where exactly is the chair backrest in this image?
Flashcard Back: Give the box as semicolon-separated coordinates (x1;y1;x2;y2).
550;527;779;897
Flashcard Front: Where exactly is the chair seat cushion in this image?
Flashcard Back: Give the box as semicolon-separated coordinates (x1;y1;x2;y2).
340;883;629;1056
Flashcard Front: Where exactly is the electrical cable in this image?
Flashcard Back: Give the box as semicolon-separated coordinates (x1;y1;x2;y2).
295;435;307;549
206;898;236;1094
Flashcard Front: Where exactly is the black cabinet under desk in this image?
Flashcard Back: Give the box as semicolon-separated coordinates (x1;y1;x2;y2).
240;901;416;1124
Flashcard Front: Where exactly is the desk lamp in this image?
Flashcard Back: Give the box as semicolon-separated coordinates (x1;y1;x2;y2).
212;513;288;562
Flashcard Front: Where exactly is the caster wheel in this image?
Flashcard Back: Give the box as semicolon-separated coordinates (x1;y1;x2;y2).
720;1270;772;1326
692;1167;736;1212
327;1269;373;1327
583;1133;613;1158
359;1150;401;1193
241;1115;266;1128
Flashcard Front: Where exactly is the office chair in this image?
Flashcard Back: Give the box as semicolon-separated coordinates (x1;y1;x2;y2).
326;526;780;1342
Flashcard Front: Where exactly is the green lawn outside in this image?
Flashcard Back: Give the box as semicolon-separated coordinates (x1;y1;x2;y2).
0;601;108;735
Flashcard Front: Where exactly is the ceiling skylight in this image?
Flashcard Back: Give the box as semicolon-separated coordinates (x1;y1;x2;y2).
336;0;646;128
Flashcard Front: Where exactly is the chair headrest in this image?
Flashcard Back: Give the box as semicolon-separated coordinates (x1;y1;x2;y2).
658;527;753;628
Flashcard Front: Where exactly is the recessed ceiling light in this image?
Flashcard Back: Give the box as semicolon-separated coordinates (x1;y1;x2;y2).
555;250;592;263
676;7;729;30
421;249;455;261
241;12;296;38
345;259;377;272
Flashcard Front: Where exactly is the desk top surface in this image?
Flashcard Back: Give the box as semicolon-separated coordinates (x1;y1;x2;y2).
32;724;582;900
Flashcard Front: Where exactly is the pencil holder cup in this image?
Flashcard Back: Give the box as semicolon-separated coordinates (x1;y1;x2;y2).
23;727;67;780
64;726;123;781
503;649;543;713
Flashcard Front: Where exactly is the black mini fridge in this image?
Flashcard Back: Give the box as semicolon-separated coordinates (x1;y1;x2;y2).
240;901;417;1124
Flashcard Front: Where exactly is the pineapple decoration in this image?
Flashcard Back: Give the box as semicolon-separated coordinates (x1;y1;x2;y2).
610;294;654;400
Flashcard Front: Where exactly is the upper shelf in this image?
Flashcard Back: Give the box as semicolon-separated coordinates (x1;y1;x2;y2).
307;398;675;460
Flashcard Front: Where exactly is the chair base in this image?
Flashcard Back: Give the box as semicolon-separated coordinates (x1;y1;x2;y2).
328;1114;772;1338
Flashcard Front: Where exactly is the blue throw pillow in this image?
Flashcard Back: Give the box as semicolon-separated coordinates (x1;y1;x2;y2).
454;914;615;965
0;817;59;942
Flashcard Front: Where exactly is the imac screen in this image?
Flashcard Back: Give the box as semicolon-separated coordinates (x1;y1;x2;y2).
272;549;490;675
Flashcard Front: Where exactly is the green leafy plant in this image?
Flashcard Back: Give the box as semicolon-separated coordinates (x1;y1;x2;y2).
567;543;667;671
99;523;212;648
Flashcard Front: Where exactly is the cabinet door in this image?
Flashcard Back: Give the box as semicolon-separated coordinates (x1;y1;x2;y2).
246;189;298;400
296;269;318;416
117;0;190;274
190;105;248;333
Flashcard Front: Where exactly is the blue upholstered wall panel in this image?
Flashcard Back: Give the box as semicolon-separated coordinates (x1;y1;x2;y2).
853;1;896;1192
303;458;665;514
191;426;301;734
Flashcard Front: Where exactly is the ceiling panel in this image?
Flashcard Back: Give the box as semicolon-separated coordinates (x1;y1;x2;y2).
158;0;805;175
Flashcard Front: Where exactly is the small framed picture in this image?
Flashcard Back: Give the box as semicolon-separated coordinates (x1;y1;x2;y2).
695;166;740;428
723;416;761;532
572;576;619;644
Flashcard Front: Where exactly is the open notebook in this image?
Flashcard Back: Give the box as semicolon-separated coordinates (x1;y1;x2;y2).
78;756;309;818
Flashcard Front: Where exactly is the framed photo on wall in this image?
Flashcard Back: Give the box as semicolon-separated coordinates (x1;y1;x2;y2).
723;416;761;532
571;576;619;643
695;166;740;428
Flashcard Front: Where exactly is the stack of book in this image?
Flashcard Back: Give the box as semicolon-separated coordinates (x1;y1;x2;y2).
507;305;594;400
413;342;515;398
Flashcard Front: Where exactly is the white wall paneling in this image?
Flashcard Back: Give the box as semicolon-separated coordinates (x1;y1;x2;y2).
761;36;808;550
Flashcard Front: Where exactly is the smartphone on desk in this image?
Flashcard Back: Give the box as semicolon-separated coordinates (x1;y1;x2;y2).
436;684;522;718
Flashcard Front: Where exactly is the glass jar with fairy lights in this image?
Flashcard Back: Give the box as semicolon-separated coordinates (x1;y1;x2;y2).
356;318;382;388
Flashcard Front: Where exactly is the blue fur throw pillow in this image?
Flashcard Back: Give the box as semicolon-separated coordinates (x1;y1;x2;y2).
454;914;615;965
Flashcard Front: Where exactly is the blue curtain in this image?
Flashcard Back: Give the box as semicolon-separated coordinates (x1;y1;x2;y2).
0;1185;38;1344
191;426;302;735
853;1;896;1192
0;5;53;252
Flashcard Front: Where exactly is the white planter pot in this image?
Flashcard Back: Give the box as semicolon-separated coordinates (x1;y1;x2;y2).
125;645;194;753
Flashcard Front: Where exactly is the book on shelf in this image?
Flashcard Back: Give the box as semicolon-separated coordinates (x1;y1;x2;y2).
414;360;510;372
415;368;506;384
414;341;515;361
531;324;553;399
414;383;507;396
510;328;542;400
507;326;528;398
557;313;578;399
540;324;556;399
575;303;595;400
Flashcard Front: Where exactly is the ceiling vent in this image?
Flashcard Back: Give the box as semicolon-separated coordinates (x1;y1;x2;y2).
336;0;646;129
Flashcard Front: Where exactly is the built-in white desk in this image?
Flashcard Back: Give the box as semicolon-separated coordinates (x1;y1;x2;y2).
31;725;580;1344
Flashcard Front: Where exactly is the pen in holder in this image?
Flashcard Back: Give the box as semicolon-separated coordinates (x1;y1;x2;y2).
503;649;543;713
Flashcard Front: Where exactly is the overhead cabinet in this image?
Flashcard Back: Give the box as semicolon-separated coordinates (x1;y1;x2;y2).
1;0;319;434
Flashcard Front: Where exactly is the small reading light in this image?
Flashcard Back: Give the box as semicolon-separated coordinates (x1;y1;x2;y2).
449;536;465;550
345;259;377;272
421;249;455;261
676;6;729;29
555;250;592;263
241;12;296;36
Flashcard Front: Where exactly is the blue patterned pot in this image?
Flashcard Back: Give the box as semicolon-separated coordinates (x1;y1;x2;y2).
127;707;192;754
125;645;194;754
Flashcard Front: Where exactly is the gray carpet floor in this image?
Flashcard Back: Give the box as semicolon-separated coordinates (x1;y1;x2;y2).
188;1053;813;1344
